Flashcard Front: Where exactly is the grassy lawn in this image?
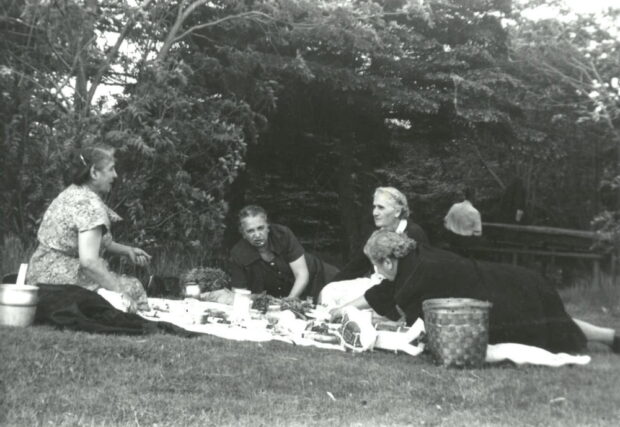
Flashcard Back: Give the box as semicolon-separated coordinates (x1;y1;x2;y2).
2;286;620;427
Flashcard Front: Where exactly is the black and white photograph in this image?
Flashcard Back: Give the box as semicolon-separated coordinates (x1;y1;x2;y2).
1;0;619;425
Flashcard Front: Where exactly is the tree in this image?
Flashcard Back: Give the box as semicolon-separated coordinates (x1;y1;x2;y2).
0;0;264;261
507;0;620;228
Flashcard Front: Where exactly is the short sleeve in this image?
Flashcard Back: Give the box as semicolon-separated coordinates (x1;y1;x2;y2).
278;226;304;263
74;197;109;234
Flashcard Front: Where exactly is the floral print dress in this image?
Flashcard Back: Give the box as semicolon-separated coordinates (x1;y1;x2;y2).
27;184;121;291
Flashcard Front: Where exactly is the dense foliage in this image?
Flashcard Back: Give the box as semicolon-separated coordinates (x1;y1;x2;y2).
1;0;619;265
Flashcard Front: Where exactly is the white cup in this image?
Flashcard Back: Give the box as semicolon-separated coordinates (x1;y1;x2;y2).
185;284;201;299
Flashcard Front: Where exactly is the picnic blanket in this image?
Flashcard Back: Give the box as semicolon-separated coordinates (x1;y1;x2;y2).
140;298;590;367
24;285;590;367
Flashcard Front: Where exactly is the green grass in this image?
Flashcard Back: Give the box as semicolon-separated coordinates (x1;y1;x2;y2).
2;236;620;426
1;287;620;427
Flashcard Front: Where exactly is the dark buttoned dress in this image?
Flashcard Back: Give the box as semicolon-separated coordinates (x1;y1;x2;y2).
230;224;338;299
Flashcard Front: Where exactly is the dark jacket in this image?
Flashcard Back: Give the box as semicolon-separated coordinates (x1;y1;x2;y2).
331;220;428;283
230;224;338;299
364;245;586;353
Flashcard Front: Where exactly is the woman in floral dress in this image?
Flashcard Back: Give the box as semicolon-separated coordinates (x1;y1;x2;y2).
27;144;151;312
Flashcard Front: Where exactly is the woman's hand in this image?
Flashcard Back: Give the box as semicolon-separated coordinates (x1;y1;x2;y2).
329;306;347;322
120;292;138;314
127;247;152;267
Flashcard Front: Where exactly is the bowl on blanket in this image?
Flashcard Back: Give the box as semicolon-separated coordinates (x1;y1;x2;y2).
0;284;39;327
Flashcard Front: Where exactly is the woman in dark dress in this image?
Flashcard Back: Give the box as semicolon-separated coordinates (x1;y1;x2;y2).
319;186;428;307
331;230;620;354
229;205;338;300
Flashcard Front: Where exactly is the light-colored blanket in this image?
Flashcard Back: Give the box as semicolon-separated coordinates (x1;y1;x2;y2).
139;298;590;367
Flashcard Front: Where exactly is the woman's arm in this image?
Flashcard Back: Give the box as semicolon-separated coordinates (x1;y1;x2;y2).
287;255;310;298
329;295;371;321
78;228;122;292
107;241;151;266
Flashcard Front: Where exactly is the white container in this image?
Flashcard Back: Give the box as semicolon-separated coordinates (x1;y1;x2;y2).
184;284;201;299
232;288;252;322
359;309;374;325
0;284;39;327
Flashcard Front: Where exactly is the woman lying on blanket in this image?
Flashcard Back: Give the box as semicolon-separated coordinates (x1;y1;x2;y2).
319;186;428;307
330;229;620;354
27;143;151;313
229;205;339;301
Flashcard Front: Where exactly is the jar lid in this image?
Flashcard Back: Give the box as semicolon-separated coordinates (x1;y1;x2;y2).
233;288;251;295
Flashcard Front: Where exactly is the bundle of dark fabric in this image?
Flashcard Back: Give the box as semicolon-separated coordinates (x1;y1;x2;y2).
33;284;197;337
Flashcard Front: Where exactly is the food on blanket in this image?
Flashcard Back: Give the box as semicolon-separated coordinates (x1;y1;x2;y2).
280;298;314;319
180;267;231;292
302;321;341;344
303;331;340;344
147;300;171;312
204;308;231;324
200;288;235;305
308;322;330;335
119;274;150;311
252;292;279;313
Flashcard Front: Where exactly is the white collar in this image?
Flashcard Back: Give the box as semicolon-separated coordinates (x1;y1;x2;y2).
396;219;407;234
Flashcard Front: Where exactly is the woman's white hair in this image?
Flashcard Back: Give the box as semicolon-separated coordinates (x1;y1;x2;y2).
363;229;417;264
374;187;410;219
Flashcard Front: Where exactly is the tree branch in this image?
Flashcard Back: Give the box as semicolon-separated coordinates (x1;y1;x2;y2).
173;10;275;44
85;0;156;107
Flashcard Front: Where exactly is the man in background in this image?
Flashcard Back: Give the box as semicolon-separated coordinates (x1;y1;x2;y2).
444;186;482;257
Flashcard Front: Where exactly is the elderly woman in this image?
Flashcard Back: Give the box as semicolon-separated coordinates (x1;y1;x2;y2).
331;230;620;354
319;186;428;307
229;205;338;300
27;144;151;312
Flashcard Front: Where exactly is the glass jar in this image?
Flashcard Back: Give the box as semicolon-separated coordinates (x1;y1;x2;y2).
184;282;201;299
232;288;252;322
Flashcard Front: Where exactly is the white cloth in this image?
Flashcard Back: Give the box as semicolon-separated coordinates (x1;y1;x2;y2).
486;343;591;366
395;219;407;234
318;219;408;308
140;299;590;367
444;200;482;236
318;275;383;308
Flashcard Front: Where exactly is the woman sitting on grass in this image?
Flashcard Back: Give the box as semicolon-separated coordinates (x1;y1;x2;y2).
27;143;151;312
331;229;620;354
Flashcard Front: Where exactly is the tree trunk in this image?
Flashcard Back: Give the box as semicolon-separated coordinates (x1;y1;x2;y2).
336;133;358;260
74;0;99;117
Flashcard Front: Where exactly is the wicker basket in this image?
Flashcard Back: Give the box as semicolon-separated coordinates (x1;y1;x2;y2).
422;298;492;368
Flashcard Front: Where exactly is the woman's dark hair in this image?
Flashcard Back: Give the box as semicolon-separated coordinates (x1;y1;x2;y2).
72;144;116;185
238;205;268;230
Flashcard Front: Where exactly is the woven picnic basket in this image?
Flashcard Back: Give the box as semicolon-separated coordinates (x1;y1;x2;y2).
422;298;492;368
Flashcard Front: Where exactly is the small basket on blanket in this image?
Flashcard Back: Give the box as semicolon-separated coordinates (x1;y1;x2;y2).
422;298;492;368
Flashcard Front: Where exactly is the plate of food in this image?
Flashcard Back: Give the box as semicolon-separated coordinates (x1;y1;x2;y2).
302;330;341;344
